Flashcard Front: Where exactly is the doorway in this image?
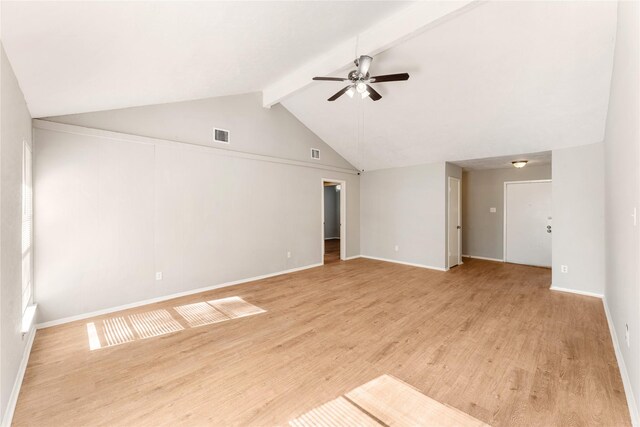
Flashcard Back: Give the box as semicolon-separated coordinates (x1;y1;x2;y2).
322;179;346;264
504;180;552;267
448;177;462;268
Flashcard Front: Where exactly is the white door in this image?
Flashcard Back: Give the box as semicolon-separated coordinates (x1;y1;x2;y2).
504;181;552;267
448;177;461;268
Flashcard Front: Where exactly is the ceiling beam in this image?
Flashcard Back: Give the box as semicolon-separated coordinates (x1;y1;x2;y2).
262;1;480;108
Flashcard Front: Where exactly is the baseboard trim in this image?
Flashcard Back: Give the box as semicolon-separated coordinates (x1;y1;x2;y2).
37;262;323;329
462;254;504;263
603;297;639;426
360;255;447;272
344;255;362;261
549;286;604;299
1;326;36;427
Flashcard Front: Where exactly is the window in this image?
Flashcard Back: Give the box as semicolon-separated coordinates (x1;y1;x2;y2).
22;142;33;315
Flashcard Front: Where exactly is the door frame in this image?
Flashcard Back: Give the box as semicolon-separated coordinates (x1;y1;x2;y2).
321;178;347;263
503;179;552;264
448;177;462;268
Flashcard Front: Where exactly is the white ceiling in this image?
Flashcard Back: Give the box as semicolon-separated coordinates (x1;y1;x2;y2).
453;151;552;171
281;1;617;171
0;1;409;118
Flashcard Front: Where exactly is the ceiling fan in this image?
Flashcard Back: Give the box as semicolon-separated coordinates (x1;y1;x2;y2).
312;55;409;102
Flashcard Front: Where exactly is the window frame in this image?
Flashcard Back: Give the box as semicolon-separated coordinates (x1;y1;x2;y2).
22;141;33;315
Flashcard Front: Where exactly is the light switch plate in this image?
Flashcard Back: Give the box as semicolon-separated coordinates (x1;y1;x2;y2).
490;207;497;213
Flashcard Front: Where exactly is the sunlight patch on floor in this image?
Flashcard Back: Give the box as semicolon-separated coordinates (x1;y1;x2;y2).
86;322;102;350
85;296;266;351
208;296;266;319
174;302;229;327
129;309;184;339
103;317;136;346
290;375;489;427
289;396;380;427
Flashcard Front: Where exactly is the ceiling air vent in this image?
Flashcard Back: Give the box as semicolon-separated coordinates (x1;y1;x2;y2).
311;148;321;160
213;128;230;144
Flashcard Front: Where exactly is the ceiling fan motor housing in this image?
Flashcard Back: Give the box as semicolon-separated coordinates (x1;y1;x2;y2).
348;70;370;82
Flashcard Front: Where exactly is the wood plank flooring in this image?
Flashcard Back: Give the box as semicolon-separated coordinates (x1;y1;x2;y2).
324;239;340;264
13;258;631;426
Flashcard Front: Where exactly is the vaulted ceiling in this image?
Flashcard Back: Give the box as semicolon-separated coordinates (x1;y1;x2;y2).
0;1;408;117
2;1;618;171
281;1;617;170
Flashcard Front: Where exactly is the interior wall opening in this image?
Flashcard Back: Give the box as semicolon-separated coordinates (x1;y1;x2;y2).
452;151;553;269
322;179;345;264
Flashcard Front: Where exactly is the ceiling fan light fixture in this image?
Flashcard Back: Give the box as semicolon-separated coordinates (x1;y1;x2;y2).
512;160;528;168
312;55;409;102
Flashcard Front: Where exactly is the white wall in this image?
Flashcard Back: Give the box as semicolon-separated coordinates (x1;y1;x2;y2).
551;142;605;296
461;165;552;261
602;0;640;424
34;108;360;323
360;162;446;270
0;44;33;424
45;92;354;171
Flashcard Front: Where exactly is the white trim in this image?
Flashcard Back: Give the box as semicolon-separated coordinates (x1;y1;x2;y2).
321;178;347;263
344;255;361;261
549;286;604;299
37;262;322;329
503;179;552;266
462;254;505;263
360;255;447;272
603;297;640;426
33;119;358;176
448;176;462;268
1;327;36;427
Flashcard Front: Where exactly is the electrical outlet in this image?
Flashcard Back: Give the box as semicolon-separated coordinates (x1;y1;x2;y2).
626;324;630;348
287;251;291;259
155;272;163;281
394;245;399;252
560;265;568;273
489;207;497;213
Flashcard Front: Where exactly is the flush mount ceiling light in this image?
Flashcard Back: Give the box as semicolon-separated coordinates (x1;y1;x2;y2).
512;160;528;168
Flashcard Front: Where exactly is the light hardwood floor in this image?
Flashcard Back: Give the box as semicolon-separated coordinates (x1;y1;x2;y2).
13;258;631;426
324;239;340;264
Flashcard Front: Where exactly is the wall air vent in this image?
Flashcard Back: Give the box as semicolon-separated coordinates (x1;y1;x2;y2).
213;128;230;144
311;148;321;160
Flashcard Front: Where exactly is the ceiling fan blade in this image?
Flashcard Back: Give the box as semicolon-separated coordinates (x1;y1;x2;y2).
328;85;352;101
366;85;382;101
370;73;410;83
313;77;348;82
357;55;373;76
